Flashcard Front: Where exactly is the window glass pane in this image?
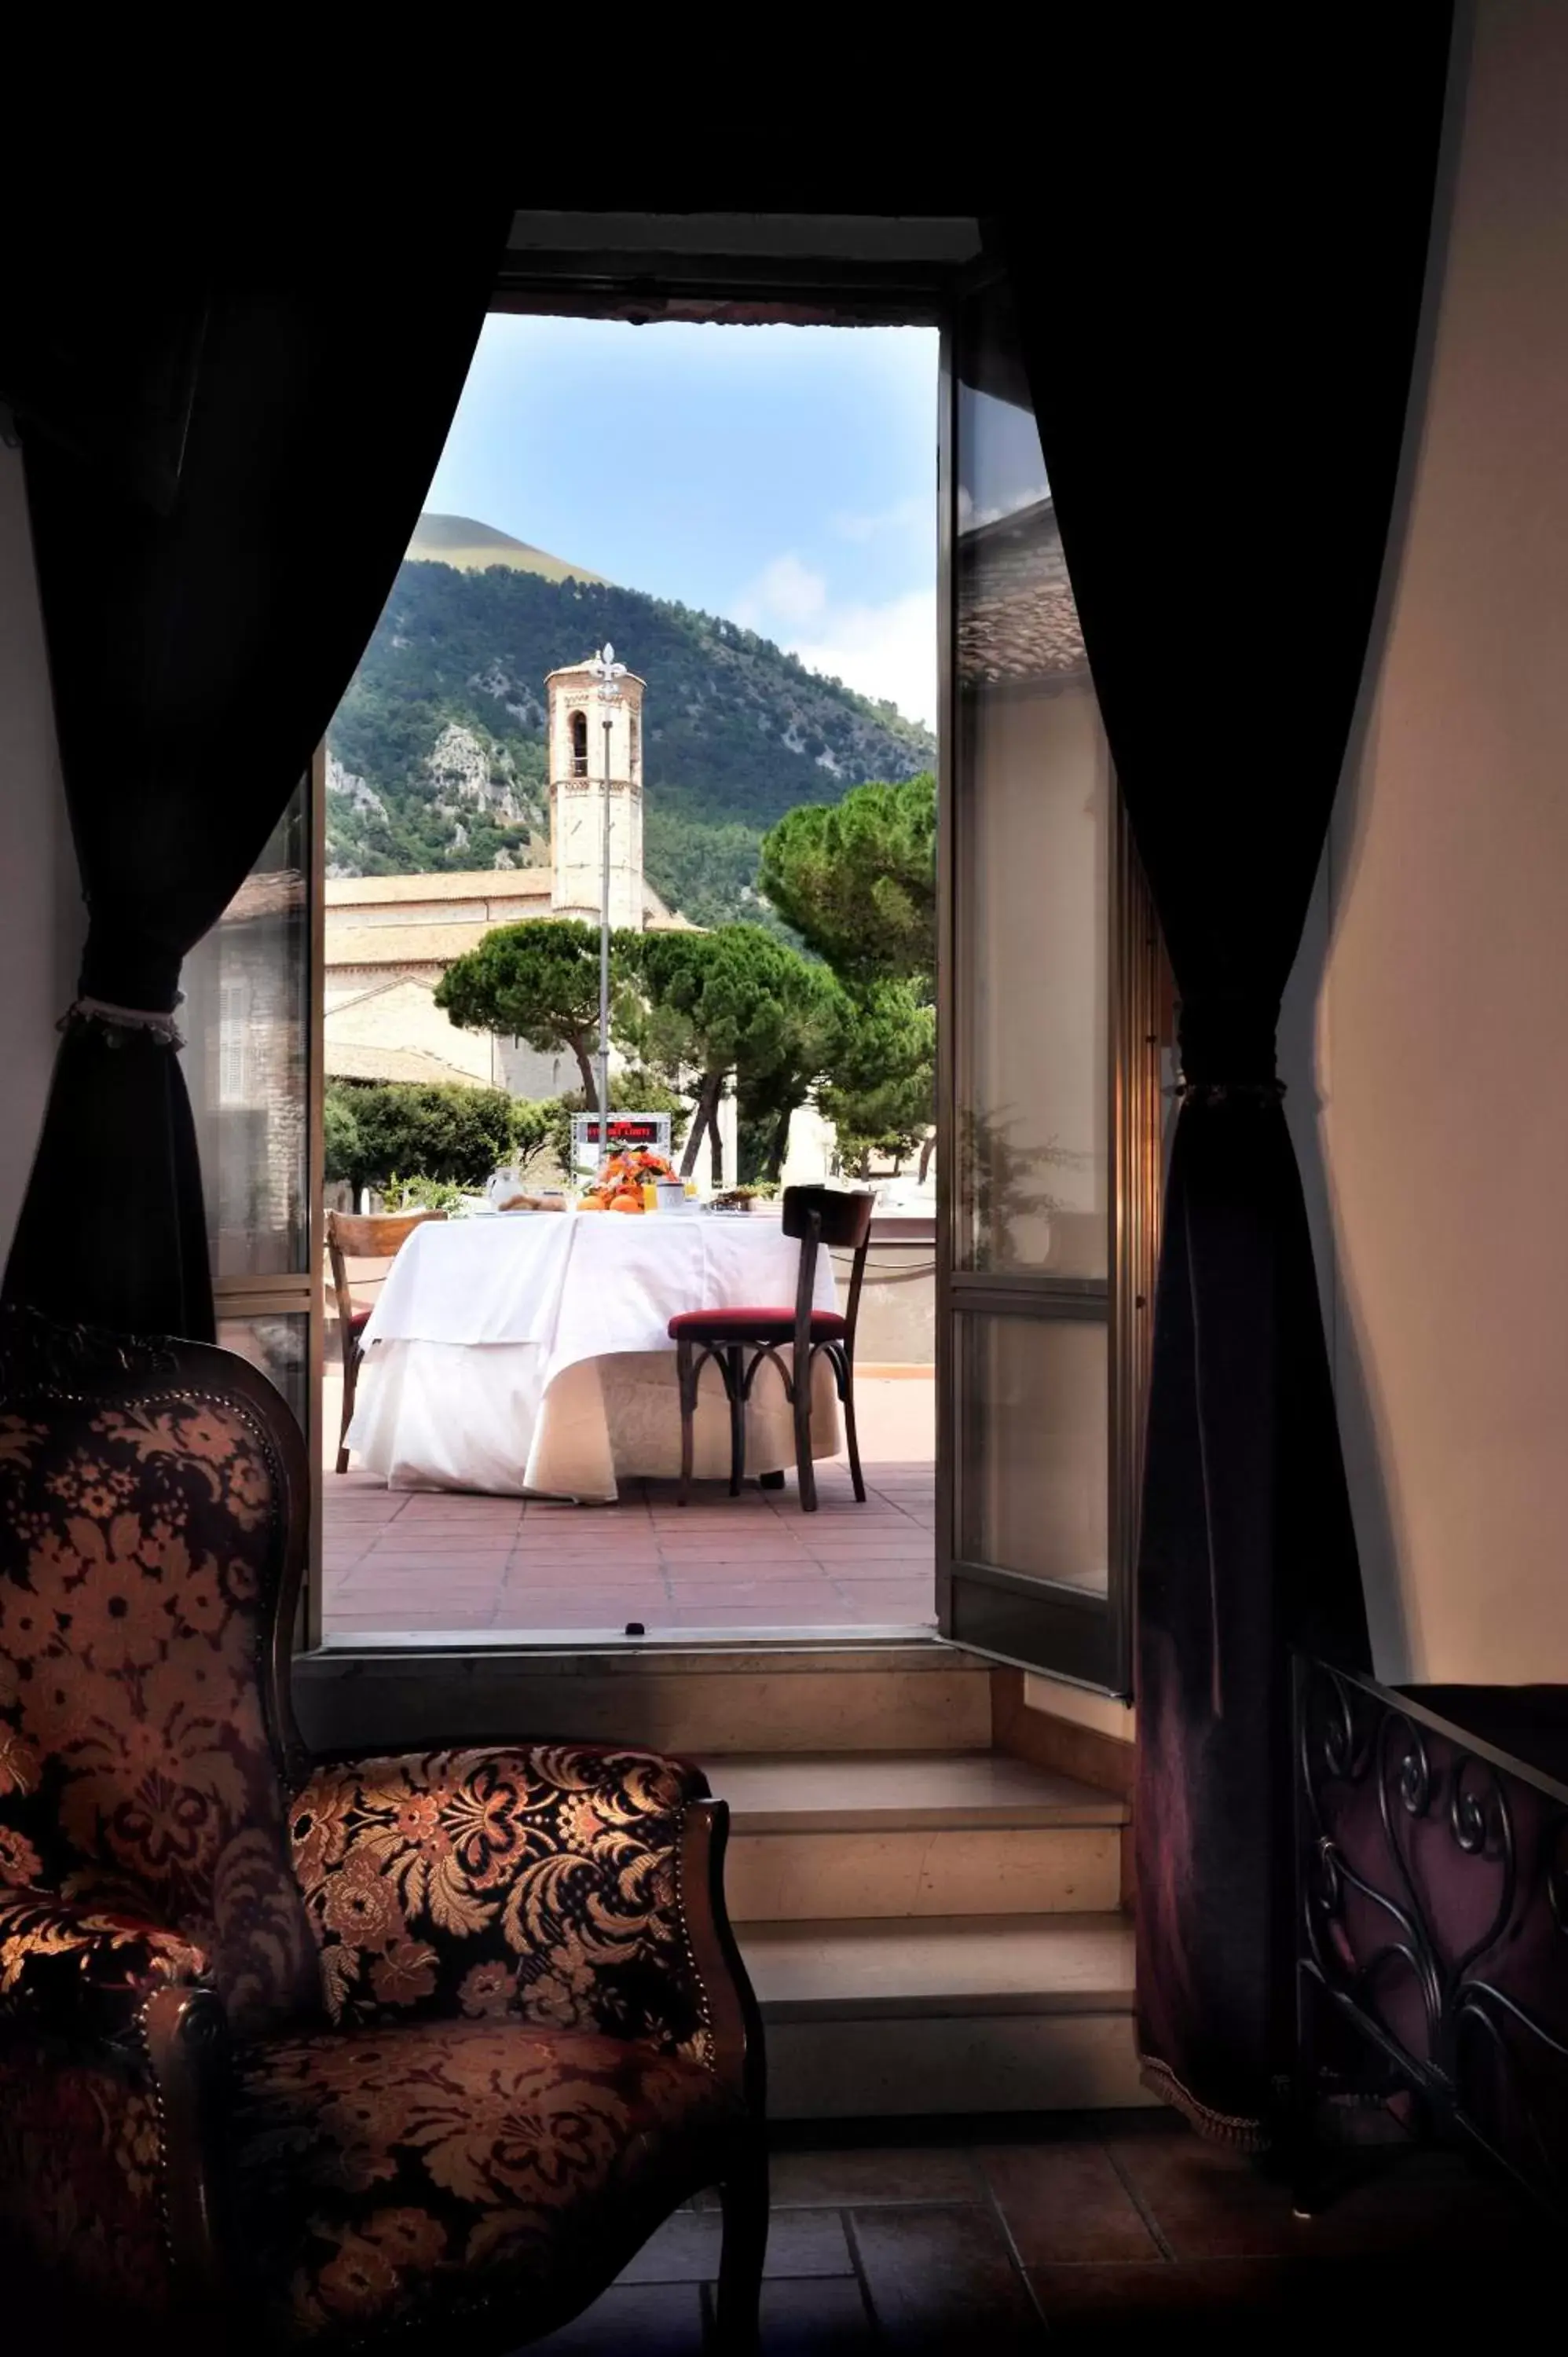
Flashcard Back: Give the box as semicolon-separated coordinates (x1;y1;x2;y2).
182;779;311;1279
958;1312;1108;1594
955;282;1109;1277
218;1310;308;1436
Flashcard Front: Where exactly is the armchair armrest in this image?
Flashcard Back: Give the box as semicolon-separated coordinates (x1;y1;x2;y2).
0;1878;209;2041
0;1885;229;2312
288;1744;735;2071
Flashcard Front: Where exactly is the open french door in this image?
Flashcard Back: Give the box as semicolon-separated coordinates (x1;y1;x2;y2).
936;267;1165;1697
180;748;325;1642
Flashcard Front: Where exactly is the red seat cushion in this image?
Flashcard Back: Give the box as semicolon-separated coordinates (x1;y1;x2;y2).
348;1306;373;1331
667;1307;847;1341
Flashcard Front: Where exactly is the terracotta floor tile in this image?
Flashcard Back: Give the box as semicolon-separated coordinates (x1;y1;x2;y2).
529;2282;704;2355
1105;2133;1533;2263
614;2208;853;2282
749;2149;984;2208
852;2205;1046;2349
354;1542;522;1563
507;1546;665;1565
664;1580;848;1611
756;2276;877;2353
655;1553;819;1576
327;1610;497;1631
329;1582;504;1606
833;1593;936;1622
796;1532;929;1550
345;1556;511;1578
978;2143;1162;2265
1027;2252;1544;2347
503;1563;666;1587
670;1606;859;1629
487;1590;675;1624
332;1559;506;1579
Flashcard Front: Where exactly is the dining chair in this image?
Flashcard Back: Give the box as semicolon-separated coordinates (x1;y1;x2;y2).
324;1208;446;1473
668;1184;876;1513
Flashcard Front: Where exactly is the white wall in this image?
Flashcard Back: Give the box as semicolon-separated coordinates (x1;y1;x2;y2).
0;446;82;1260
1288;0;1568;1684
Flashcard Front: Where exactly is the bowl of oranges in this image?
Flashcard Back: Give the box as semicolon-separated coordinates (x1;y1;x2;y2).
577;1147;677;1213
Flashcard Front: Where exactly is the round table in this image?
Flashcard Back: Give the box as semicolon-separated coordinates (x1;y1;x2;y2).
345;1209;841;1500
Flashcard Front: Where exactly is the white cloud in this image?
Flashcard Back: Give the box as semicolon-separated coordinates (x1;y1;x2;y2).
736;555;936;730
790;592;936;731
957;481;1050;533
735;552;828;631
832;493;928;545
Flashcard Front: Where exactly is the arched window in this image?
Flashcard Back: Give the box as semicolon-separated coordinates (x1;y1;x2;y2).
569;709;588;776
629;713;640;777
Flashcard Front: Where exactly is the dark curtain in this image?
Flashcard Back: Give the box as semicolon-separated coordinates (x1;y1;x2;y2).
989;16;1453;2139
1;201;509;1340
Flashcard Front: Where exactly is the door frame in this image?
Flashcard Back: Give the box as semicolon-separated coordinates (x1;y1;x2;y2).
299;228;1164;1680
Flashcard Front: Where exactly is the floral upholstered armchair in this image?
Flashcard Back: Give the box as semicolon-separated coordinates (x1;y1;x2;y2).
0;1311;765;2351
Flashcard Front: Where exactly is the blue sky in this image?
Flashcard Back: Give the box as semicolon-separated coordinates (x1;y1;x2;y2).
422;315;940;728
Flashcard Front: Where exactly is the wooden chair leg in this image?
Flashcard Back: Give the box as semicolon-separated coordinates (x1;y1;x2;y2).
727;1347;746;1497
793;1351;817;1514
676;1340;695;1506
715;2135;769;2353
841;1351;866;1504
335;1343;358;1475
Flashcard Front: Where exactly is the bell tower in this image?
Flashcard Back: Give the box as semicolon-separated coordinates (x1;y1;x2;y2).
546;655;646;930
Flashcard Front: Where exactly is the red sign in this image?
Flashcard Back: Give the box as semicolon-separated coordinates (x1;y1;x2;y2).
583;1118;663;1145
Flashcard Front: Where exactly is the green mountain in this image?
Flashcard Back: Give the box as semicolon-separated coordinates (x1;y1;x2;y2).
326;527;935;925
405;511;606;585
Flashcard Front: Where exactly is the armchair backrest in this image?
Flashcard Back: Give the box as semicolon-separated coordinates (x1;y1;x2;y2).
0;1310;320;2037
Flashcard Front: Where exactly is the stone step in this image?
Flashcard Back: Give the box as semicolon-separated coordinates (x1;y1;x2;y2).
736;1912;1149;2118
294;1641;993;1756
706;1750;1126;1919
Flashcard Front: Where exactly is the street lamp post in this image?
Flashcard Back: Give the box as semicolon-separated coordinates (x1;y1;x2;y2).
587;642;626;1134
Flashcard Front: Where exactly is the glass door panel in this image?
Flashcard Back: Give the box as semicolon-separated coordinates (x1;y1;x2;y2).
939;269;1160;1695
958;1311;1108;1593
181;757;323;1638
958;685;1110;1277
216;1309;311;1435
181;779;312;1281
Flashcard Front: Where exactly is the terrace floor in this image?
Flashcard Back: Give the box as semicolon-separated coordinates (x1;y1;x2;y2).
321;1369;936;1640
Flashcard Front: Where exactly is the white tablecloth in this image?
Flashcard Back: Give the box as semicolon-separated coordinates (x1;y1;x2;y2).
346;1211;840;1500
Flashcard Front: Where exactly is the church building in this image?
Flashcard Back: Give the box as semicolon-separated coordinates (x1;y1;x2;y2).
324;658;692;1098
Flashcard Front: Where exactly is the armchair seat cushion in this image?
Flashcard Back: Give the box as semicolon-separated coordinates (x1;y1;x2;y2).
233;2017;738;2344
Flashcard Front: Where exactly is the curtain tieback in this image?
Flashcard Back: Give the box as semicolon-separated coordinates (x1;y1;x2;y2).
61;995;186;1050
1176;1076;1285;1107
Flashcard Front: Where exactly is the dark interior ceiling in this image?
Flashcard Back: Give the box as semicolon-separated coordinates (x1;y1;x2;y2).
496;214;987;329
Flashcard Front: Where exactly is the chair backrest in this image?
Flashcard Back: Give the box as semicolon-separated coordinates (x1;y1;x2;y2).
0;1308;321;2038
782;1185;877;1352
324;1207;446;1332
782;1185;876;1252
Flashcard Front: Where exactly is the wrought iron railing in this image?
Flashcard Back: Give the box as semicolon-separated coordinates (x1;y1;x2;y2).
1294;1655;1568;2221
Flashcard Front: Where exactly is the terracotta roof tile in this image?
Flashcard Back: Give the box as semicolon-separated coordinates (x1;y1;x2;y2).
324;1040;482;1085
958;497;1089;691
